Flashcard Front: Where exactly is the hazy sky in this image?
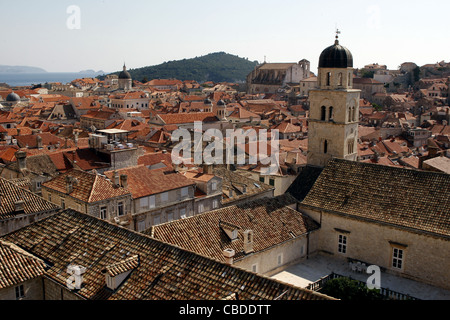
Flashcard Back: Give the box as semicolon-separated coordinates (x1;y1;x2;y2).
1;0;449;74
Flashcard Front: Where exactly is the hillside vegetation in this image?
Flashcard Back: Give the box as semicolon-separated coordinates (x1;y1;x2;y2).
105;52;258;83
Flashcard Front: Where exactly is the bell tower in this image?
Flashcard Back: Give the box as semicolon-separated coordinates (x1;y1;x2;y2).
307;32;361;167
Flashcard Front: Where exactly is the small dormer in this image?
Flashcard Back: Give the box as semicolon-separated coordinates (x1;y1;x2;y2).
102;255;139;291
219;220;240;242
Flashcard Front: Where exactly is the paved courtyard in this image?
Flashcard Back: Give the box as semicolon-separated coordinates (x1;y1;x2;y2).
272;254;450;300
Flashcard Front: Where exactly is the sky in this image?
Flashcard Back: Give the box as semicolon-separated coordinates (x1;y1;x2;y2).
1;0;449;74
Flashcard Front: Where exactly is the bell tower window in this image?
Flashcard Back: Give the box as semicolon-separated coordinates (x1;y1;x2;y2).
338;73;343;86
321;106;326;121
324;140;328;154
329;107;334;121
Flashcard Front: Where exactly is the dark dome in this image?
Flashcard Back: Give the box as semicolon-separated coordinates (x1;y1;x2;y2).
217;99;226;106
319;40;353;69
119;70;132;80
204;98;212;105
6;92;20;102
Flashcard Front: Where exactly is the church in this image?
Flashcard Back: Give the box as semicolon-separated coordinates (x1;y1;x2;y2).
287;34;450;291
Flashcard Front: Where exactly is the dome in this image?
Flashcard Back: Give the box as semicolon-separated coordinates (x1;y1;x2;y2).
118;64;132;80
204;98;212;105
217;99;226;106
6;92;21;102
319;39;353;69
119;70;132;80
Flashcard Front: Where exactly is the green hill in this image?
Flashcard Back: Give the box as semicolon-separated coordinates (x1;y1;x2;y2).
105;52;258;83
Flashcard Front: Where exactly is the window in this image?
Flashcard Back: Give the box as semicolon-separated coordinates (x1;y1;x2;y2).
348;140;354;155
392;248;404;269
329;107;334;121
167;212;174;222
348;107;352;122
180;208;187;219
15;285;25;300
211;181;217;191
352;106;356;122
154;215;161;226
36;181;42;189
61;198;65;209
326;72;331;86
118;202;124;216
161;192;169;203
338;72;343;86
181;187;189;198
277;254;283;266
149;195;155;209
324;140;328;154
48;193;52;203
198;204;204;214
252;264;258;273
259;177;265;183
213;199;219;209
321;106;326;121
269;179;275;187
137;220;146;232
338;234;347;254
140;197;149;210
100;206;107;220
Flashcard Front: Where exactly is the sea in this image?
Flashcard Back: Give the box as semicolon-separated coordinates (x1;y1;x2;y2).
0;72;105;87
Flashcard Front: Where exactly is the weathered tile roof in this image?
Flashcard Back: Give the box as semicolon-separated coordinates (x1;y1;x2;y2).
147;195;319;263
0;177;60;220
1;209;331;300
104;166;194;199
301;159;450;238
286;165;324;202
42;169;130;203
0;240;48;289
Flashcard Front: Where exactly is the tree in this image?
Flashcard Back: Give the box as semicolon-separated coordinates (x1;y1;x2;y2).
320;277;383;301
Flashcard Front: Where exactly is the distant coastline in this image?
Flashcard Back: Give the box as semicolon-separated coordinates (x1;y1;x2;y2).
0;72;106;87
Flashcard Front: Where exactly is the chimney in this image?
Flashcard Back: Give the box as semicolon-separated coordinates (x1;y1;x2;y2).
15;151;27;171
243;230;254;254
203;164;213;175
36;135;43;149
113;171;120;187
223;249;235;265
66;175;74;194
242;184;247;194
14;200;25;214
120;174;128;189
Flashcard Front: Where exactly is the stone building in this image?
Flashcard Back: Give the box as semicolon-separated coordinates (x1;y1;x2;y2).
41;169;133;227
148;195;320;276
247;59;311;94
118;64;132;91
0;177;60;236
296;158;450;291
307;36;360;167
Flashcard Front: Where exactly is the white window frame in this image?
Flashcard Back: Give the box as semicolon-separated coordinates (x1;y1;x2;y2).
338;234;347;254
213;199;219;209
118;202;125;216
392;247;404;270
100;206;107;220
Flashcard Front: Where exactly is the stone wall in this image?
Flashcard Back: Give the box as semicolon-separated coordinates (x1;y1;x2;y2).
0;278;44;300
300;206;450;290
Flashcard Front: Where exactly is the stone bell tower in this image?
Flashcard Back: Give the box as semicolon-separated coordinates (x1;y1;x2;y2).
307;31;361;168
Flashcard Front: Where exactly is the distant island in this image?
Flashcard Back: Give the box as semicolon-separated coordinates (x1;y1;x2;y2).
101;52;259;83
79;69;106;75
0;65;47;74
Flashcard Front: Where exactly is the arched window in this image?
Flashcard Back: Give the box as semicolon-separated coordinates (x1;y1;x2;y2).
327;72;331;86
338;73;343;86
348;72;352;86
321;106;326;121
352;106;356;122
324;140;328;154
329;107;334;121
348;140;354;154
348;107;352;122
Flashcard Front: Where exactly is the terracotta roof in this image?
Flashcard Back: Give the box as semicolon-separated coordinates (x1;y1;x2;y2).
1;209;331;300
105;166;194;199
301;159;450;238
157;112;218;125
148;195;318;263
0;177;60;220
0;240;48;289
42;169;130;203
